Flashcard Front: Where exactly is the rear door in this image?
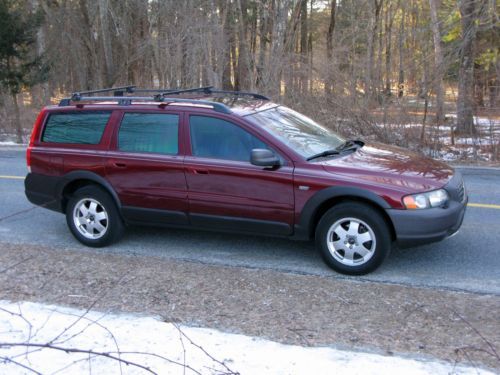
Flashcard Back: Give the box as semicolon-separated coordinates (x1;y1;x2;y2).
184;114;295;235
105;110;189;226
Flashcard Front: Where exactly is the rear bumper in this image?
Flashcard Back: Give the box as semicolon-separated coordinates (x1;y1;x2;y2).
386;198;467;248
25;173;63;212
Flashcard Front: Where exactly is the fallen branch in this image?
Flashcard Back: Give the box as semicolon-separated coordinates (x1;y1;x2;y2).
0;342;157;374
449;308;499;362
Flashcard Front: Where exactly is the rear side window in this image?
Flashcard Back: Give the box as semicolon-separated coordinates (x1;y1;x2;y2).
42;112;111;144
118;113;179;155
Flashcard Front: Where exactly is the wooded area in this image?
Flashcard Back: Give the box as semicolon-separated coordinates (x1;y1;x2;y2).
0;0;499;162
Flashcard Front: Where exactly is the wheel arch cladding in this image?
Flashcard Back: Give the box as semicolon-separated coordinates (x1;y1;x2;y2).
299;186;396;240
59;171;121;212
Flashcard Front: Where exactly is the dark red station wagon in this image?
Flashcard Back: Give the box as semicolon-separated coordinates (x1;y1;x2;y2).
25;86;468;275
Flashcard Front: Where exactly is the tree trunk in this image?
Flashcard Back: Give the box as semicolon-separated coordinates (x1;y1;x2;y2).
429;0;445;125
408;1;419;91
221;4;234;90
365;0;383;101
282;0;302;98
98;0;115;87
256;1;269;89
29;0;50;105
456;0;479;135
299;0;308;94
325;0;336;95
421;47;429;142
384;2;394;96
236;0;252;90
12;93;23;144
397;3;405;98
78;0;100;89
489;74;499;108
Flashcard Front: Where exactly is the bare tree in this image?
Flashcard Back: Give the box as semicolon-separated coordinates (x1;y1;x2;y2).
397;2;405;98
222;2;235;90
456;0;481;135
98;0;115;87
0;0;498;162
235;0;252;90
365;0;383;101
325;0;336;95
429;0;445;125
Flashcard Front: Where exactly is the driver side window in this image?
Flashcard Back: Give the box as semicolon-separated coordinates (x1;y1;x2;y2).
189;116;268;162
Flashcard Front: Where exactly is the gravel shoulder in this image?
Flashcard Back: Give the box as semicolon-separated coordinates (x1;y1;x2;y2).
0;241;499;371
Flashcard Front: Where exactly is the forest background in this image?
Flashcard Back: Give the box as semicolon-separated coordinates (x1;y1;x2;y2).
0;0;499;163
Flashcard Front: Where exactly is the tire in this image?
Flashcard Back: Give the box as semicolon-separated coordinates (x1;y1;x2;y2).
66;185;124;247
315;202;391;275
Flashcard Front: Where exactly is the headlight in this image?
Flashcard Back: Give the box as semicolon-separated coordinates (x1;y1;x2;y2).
403;189;449;209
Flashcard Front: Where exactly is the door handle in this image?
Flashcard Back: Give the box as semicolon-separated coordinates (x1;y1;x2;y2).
190;168;209;175
113;162;127;168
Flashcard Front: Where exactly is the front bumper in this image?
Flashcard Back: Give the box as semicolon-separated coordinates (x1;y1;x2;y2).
387;199;467;248
386;171;468;248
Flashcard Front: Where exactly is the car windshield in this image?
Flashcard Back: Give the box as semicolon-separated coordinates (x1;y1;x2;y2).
247;106;344;159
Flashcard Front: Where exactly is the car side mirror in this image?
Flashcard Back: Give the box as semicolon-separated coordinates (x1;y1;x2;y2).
251;149;281;168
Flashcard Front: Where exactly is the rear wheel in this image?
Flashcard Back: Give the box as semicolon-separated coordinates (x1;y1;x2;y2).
316;202;391;275
66;186;124;247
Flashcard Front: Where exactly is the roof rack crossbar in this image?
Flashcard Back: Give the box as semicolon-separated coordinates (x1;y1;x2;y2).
155;86;269;100
58;95;232;114
158;86;214;96
159;96;231;113
133;86;214;95
153;86;271;100
204;89;270;100
71;86;136;100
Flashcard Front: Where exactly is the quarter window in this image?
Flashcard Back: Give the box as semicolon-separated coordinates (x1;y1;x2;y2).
118;113;179;154
42;112;111;144
189;116;268;162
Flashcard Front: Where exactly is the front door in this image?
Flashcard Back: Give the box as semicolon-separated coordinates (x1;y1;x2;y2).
184;114;294;235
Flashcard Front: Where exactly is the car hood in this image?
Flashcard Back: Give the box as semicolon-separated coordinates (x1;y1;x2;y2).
318;142;454;193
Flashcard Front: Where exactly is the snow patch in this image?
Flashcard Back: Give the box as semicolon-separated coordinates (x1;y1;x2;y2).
445;114;500;128
0;300;494;374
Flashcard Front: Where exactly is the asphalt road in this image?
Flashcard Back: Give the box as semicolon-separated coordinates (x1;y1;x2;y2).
1;147;499;295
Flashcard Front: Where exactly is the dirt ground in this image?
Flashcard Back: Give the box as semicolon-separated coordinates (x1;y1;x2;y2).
0;242;498;372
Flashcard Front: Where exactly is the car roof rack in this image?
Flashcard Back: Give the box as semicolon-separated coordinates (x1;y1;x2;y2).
58;85;270;112
59;93;232;114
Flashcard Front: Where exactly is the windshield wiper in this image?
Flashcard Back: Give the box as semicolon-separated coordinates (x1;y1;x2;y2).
335;139;364;152
306;149;340;161
307;140;364;162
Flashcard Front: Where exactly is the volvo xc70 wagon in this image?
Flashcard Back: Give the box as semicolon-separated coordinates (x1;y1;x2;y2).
25;86;468;275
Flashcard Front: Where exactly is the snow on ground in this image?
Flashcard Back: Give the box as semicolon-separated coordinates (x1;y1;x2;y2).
445;114;500;128
0;300;494;375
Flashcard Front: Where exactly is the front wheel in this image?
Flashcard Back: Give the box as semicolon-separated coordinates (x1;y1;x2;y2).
316;202;391;275
66;186;124;247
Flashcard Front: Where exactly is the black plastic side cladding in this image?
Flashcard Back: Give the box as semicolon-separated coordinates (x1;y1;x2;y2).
58;171;122;210
292;186;392;240
25;171;122;214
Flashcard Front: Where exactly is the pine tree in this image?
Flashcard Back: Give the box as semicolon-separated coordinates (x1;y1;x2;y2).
0;0;47;143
